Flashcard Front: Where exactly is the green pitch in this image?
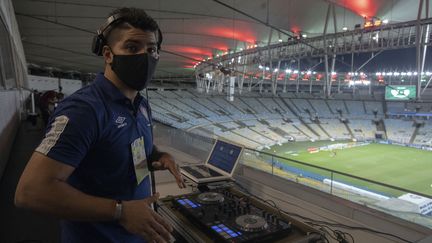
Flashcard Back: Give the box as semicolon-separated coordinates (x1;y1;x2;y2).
265;141;432;197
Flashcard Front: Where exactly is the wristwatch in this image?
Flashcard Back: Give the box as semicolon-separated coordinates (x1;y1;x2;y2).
114;200;123;220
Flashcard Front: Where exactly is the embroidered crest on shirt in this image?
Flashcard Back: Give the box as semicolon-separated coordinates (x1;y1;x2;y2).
115;116;127;128
36;115;69;155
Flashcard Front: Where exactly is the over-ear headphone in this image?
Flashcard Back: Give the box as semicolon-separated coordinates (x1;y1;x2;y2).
91;13;163;56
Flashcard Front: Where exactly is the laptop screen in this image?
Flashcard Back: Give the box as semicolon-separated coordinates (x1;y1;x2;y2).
207;140;242;174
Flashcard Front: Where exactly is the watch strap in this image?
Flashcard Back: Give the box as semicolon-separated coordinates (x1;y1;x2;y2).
114;200;123;220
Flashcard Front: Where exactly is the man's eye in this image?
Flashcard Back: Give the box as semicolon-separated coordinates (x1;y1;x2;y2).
147;47;157;53
126;45;138;52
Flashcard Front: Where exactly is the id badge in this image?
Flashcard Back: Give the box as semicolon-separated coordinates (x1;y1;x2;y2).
131;136;149;185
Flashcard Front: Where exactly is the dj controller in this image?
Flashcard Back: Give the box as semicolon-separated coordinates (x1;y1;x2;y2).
158;186;323;243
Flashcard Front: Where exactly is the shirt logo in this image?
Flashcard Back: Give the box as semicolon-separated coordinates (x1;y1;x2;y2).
115;116;127;128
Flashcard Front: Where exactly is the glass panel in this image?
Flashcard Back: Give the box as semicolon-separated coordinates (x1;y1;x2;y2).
153;123;214;163
240;150;273;175
150;122;432;229
331;172;432;228
274;156;333;194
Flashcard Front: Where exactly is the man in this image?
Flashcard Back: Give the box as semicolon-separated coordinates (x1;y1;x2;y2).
15;7;185;243
38;89;58;125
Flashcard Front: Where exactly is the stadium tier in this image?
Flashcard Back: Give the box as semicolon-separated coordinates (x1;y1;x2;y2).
147;90;432;149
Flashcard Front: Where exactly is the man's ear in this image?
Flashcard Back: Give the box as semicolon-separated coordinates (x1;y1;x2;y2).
102;45;113;65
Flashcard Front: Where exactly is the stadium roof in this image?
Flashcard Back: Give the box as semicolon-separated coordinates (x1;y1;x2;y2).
14;0;430;77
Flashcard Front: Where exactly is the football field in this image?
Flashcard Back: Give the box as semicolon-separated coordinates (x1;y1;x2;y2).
265;141;432;197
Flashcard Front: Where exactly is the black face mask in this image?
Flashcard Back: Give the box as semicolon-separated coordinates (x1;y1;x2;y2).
110;52;158;91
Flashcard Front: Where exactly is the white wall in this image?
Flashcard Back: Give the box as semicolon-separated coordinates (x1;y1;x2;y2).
0;0;28;179
60;78;82;96
28;75;83;96
27;75;59;91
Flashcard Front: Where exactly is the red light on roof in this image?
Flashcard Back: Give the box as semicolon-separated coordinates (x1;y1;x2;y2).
334;0;382;19
164;45;213;56
205;27;256;44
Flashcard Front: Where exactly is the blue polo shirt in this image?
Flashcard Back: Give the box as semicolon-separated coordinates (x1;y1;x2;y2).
35;73;154;243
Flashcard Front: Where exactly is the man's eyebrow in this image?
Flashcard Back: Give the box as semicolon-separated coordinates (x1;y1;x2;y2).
123;39;157;46
123;39;141;44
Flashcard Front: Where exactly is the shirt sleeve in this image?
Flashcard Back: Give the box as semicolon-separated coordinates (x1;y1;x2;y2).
35;100;99;168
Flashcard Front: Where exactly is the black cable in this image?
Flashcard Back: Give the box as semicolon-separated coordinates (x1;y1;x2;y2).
233;180;413;243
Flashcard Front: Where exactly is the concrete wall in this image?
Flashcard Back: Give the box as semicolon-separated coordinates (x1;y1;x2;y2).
0;90;20;178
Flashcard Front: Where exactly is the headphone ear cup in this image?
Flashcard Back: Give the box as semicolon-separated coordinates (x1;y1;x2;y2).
91;35;104;56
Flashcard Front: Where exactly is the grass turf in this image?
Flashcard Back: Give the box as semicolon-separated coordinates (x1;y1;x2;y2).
264;141;432;197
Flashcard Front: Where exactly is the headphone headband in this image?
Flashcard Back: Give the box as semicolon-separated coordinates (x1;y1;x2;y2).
96;13;123;37
91;13;162;56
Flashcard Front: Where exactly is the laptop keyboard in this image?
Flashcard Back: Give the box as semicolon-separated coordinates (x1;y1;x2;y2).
182;165;223;179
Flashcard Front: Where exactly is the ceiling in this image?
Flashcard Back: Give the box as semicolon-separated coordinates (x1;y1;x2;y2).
13;0;428;78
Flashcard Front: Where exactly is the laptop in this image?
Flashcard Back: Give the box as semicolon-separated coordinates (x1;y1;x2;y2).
180;139;244;184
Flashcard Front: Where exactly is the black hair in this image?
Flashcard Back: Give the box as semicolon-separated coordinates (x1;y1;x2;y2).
104;7;160;46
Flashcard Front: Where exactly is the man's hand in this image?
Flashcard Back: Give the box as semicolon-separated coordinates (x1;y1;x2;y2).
120;193;173;243
152;153;186;188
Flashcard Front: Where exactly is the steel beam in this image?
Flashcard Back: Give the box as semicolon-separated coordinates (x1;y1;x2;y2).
416;0;425;99
323;3;331;97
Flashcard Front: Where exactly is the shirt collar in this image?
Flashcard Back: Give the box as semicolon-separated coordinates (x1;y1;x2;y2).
94;72;144;107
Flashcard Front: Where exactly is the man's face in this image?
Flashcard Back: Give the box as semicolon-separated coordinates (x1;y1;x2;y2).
103;26;159;64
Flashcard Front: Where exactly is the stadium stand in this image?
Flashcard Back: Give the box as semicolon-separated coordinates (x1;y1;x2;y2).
291;98;316;114
345;100;366;116
386;102;406;113
348;119;377;140
180;98;219;117
319;118;352;140
209;97;242;114
240;97;273;114
364;101;384;116
257;98;287;114
326;99;349;114
384;119;415;144
308;99;334;117
406;102;432;113
414;121;432;146
148;90;432;150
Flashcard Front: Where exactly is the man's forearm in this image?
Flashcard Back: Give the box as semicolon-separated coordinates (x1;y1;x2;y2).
16;177;117;221
149;145;167;163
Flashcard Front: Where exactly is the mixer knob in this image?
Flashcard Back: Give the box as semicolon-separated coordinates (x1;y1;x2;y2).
272;215;276;222
266;214;271;220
